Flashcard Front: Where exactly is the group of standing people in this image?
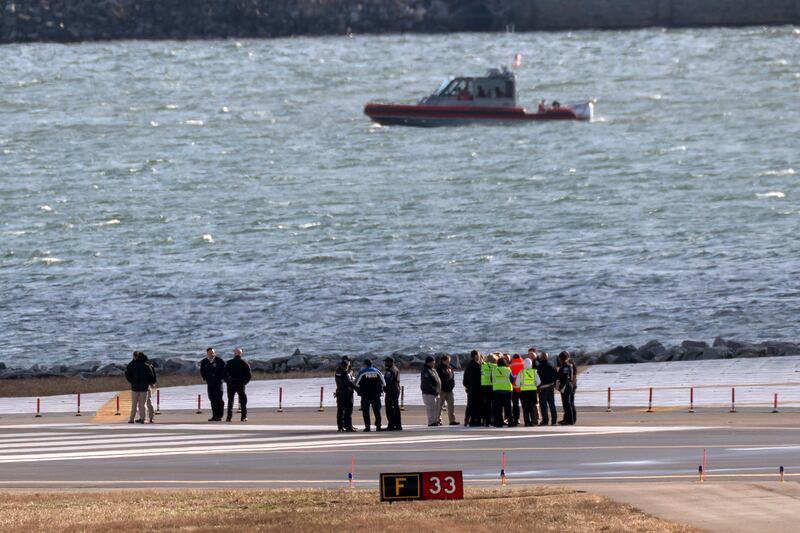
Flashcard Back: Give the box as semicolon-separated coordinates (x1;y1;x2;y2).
126;346;575;428
420;354;459;426
462;349;577;428
333;348;577;431
125;351;157;423
126;347;253;423
200;347;252;422
335;356;403;432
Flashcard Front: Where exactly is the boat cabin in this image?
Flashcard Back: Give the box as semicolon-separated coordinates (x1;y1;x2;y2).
420;67;517;108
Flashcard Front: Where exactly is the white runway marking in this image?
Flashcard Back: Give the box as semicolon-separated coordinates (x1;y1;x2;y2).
727;445;800;452
583;460;664;466
0;424;711;464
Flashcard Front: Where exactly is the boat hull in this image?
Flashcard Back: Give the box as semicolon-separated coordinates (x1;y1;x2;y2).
364;102;592;127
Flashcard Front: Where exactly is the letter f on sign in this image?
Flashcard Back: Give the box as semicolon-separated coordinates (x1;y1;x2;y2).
395;477;406;495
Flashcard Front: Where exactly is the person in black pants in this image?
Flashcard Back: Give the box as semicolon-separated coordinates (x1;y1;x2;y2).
491;358;513;427
355;359;386;432
334;356;358;431
535;350;558;426
383;356;402;431
481;353;497;426
462;350;483;426
200;347;226;421
556;351;576;425
224;347;252;422
569;356;578;423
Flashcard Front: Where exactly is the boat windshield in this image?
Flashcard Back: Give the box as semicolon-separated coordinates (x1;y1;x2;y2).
433;79;451;96
437;78;472;97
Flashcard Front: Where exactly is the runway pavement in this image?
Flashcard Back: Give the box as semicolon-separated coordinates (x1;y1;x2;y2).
0;408;798;490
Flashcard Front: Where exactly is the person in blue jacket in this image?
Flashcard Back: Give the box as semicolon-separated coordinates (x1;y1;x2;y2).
355;359;386;432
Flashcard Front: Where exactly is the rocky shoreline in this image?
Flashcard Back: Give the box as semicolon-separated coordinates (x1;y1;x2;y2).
1;0;799;44
1;337;798;380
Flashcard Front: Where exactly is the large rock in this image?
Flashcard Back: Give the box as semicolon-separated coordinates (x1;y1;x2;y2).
310;357;337;372
573;351;601;365
710;337;733;358
599;345;637;364
64;360;102;375
734;343;767;358
96;363;124;376
764;341;800;357
285;350;308;371
249;359;272;372
633;340;667;362
159;358;198;375
659;346;685;362
679;340;710;361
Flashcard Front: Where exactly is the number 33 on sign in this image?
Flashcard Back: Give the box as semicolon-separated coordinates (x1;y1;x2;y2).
380;471;464;501
422;471;463;499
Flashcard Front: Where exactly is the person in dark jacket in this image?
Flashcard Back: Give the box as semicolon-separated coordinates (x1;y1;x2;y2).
535;349;558;426
138;352;158;423
462;350;483;426
355;359;386;432
383;356;402;431
556;351;576;425
436;355;458;425
334;356;358;432
568;357;578;423
125;351;155;424
224;347;252;422
420;356;442;426
200;347;226;421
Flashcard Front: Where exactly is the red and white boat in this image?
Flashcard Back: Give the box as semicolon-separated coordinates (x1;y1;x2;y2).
364;67;594;127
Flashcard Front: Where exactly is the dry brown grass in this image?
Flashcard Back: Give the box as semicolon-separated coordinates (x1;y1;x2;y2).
0;371;332;398
0;487;697;532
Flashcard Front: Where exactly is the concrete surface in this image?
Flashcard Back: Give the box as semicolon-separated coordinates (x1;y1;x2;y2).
579;355;800;408
1;408;799;532
583;482;800;533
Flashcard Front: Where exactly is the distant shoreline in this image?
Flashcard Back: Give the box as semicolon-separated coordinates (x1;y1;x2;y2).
1;0;798;44
1;337;797;386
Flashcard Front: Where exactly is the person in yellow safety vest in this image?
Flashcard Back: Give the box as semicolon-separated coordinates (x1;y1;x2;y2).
509;353;525;426
519;357;541;427
480;354;496;427
491;358;513;427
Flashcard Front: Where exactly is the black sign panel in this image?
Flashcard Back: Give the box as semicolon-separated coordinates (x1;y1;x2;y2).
380;472;422;501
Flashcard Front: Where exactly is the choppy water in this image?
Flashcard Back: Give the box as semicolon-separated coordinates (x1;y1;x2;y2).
1;27;799;367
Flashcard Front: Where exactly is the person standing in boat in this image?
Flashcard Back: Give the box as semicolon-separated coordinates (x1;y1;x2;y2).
457;81;472;101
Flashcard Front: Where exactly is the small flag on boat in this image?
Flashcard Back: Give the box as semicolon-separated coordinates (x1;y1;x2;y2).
513;53;522;67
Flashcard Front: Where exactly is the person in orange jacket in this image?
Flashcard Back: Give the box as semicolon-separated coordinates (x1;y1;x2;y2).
509;353;525;427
